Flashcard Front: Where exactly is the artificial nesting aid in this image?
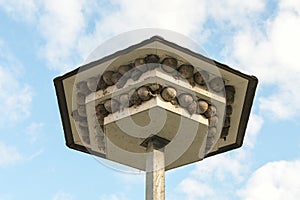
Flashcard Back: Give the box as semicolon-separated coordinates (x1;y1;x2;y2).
129;89;142;106
134;58;148;72
144;54;160;63
161;57;178;73
111;72;122;85
71;110;80;121
87;77;98;91
187;101;197;114
118;64;133;76
97;76;107;91
76;92;85;105
104;99;120;113
95;103;109;117
119;93;131;108
204;105;217;118
209;115;219;127
77;105;87;117
76;81;90;95
209;77;224;92
102;71;115;86
178;64;194;79
194;71;209;85
137;86;153;101
79;119;88;128
197;100;209;114
145;54;160;70
225;85;235;105
178;93;194;108
148;83;162;94
161;87;177;102
208;126;217;136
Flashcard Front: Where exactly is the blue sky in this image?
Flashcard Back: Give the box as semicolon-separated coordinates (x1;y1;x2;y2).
1;0;300;199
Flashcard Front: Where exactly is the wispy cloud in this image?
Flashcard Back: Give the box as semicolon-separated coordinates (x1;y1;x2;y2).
177;178;214;200
99;193;128;200
174;2;299;197
27;149;44;161
226;0;300;120
0;0;267;75
238;160;300;199
38;0;87;72
25;122;44;143
37;0;209;72
0;142;22;166
176;112;263;199
176;150;250;199
244;114;264;148
0;142;43;167
0;42;32;125
52;192;74;200
0;0;38;22
206;0;265;26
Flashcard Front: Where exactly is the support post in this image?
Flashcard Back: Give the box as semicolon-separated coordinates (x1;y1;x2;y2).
145;139;165;200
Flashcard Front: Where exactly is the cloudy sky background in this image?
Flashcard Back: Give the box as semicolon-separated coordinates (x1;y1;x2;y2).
0;0;300;199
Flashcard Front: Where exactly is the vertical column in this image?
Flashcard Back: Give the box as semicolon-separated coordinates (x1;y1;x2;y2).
146;140;165;200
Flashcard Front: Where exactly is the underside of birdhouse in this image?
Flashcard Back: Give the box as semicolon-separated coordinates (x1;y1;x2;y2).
54;36;258;171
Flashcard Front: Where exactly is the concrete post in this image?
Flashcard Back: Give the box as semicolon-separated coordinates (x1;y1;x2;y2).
146;140;165;200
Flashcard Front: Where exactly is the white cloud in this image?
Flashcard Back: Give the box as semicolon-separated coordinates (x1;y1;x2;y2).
77;0;209;64
84;0;266;42
52;192;74;200
38;0;87;72
1;82;32;122
206;0;265;26
27;149;44;161
1;0;90;72
244;114;264;148
26;122;44;143
177;149;248;199
0;142;22;166
0;68;32;123
193;150;248;182
177;112;263;199
0;141;43;167
279;0;300;14
74;0;267;68
99;194;119;200
0;0;38;22
177;178;214;200
29;0;212;72
82;28;208;65
78;0;264;57
0;43;32;124
238;160;300;200
227;1;300;120
0;0;268;74
259;83;300;120
99;193;128;200
94;0;207;35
